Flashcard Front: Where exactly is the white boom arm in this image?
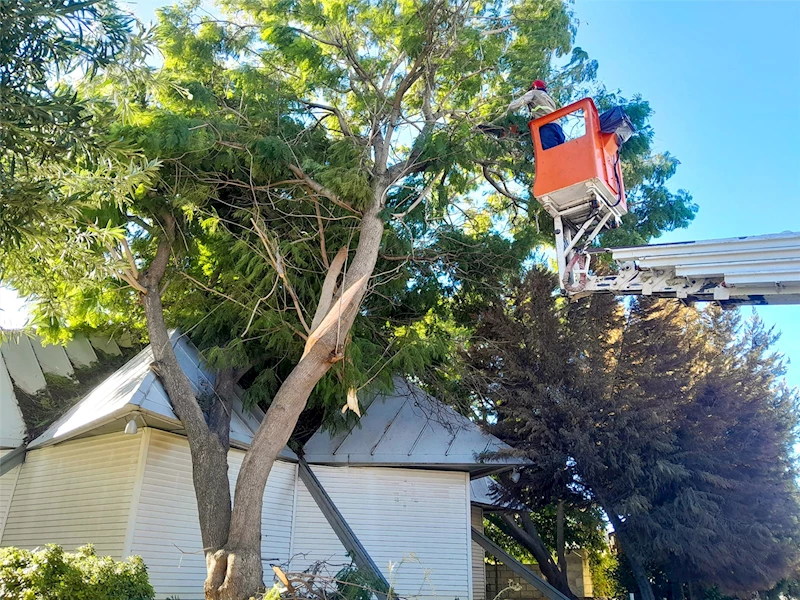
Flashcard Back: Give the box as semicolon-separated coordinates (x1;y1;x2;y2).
565;231;800;306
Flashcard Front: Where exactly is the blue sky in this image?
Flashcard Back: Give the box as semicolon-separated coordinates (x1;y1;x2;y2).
3;0;798;386
571;0;800;387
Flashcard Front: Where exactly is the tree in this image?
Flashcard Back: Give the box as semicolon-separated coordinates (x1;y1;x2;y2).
1;1;699;598
0;0;136;247
633;308;800;596
3;1;581;597
460;268;800;600
484;499;610;599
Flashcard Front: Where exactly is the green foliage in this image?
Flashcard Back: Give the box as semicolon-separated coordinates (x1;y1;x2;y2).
458;267;800;596
333;564;386;600
2;0;695;432
0;0;139;247
0;544;154;600
589;550;622;599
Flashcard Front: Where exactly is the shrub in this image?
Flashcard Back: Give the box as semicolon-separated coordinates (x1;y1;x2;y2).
0;544;154;600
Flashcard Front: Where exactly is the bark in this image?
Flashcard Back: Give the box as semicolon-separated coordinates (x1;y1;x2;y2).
601;503;656;600
670;574;684;600
207;190;388;600
498;512;577;600
556;500;567;578
138;218;233;572
211;367;248;453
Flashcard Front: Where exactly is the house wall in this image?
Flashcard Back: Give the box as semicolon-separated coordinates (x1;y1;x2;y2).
0;449;22;538
0;432;141;557
290;465;472;600
472;505;486;600
127;429;297;600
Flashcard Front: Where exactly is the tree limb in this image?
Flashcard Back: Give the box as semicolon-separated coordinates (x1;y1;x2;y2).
391;175;438;220
251;218;312;335
299;100;359;140
287;164;363;215
481;163;526;205
310;246;348;332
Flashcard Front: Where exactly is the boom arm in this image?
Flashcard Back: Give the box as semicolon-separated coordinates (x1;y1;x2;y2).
568;231;800;306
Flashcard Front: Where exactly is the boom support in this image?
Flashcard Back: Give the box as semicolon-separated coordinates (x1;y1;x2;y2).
574;231;800;306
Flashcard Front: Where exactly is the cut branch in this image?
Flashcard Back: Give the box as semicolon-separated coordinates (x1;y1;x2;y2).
310;246;348;332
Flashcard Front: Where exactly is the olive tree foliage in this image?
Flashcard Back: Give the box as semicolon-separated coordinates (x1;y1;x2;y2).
0;0;154;249
0;0;163;338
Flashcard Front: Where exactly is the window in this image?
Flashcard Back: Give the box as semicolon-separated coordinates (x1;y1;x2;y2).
558;108;586;141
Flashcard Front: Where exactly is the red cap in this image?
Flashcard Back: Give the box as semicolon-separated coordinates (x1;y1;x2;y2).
532;79;547;90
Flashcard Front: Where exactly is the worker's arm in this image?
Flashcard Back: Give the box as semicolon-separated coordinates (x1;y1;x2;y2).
506;90;535;113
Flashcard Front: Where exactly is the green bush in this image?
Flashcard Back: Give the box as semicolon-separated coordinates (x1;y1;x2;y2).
0;544;154;600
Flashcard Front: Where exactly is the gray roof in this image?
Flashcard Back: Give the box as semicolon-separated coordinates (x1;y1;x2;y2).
303;379;526;476
28;332;296;459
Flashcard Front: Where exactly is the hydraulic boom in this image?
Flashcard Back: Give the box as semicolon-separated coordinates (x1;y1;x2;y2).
577;232;800;306
528;98;800;306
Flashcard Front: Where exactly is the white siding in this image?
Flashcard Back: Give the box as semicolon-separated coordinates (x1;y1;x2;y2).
128;430;297;600
471;505;485;600
290;466;471;600
0;449;22;538
0;433;141;557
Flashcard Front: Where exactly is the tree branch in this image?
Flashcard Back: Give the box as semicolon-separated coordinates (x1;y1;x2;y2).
309;246;348;332
299;100;359;140
380;51;407;94
391;174;438;220
481;163;526;205
251;218;312;335
141;212;176;289
287;164;363;215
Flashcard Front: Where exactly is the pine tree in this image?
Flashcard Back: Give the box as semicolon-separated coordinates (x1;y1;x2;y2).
461;268;800;600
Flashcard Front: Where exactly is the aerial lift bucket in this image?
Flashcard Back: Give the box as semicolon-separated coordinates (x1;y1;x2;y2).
529;97;631;291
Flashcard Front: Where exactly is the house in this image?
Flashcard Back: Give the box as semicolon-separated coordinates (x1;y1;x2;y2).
0;331;536;600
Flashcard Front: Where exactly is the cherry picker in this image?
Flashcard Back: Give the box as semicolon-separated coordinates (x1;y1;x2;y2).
530;98;800;306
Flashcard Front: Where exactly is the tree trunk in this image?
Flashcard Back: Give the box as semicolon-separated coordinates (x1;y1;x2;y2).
206;194;387;600
556;500;567;578
140;233;233;560
498;512;577;600
601;504;655;600
670;573;684;600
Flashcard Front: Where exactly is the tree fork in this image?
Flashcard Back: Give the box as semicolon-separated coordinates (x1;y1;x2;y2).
209;195;387;600
497;512;577;600
138;220;234;580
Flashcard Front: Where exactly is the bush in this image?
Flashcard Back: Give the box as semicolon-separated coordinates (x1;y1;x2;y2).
0;544;154;600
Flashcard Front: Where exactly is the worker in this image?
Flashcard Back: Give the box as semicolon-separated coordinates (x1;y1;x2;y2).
506;79;565;150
